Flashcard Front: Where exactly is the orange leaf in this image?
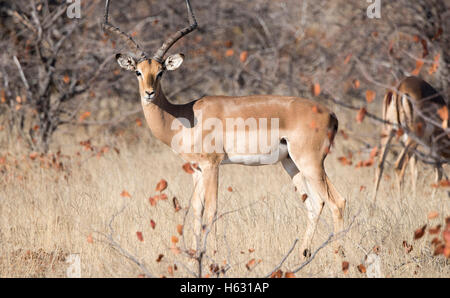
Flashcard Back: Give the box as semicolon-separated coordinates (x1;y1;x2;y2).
225;49;234;57
312;83;321;96
369;146;379;159
285;272;296;278
366;90;376;103
63;75;70;84
136;231;144;242
411;59;424;76
136;118;143;127
155;179;168;192
121;190;131;198
227;186;233;192
0;89;5;103
414;225;427;240
171;236;179;244
429;225;441;235
177;224;183;236
168;265;174;276
357;264;366;273
353;79;360;89
343;54;352;64
342;261;349;274
428;211;439;220
150;219;156;230
428;54;440;75
356;107;367;123
240;51;248;63
87;234;94;244
182;163;195;174
79;111;91;122
149;196;157;206
245;259;256;271
270;269;283;278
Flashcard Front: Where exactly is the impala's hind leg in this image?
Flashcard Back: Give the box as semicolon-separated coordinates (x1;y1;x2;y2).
286;152;345;261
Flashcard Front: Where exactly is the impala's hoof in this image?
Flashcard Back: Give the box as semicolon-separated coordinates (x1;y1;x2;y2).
303;249;312;258
335;245;346;258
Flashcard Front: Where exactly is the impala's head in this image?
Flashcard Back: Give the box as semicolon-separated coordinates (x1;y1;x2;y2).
103;0;197;103
115;54;184;102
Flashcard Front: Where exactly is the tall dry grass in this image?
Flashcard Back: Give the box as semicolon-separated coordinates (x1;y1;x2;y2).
0;107;449;278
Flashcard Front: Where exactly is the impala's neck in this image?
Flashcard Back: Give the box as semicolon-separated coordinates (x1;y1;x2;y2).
141;84;196;148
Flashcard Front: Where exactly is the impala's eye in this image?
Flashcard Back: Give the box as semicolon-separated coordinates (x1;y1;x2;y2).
136;71;142;77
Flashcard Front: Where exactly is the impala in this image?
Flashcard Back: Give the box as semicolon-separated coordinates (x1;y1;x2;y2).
373;76;449;202
103;0;346;259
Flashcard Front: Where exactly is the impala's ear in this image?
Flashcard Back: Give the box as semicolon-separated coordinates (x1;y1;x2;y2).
116;54;137;71
164;53;184;71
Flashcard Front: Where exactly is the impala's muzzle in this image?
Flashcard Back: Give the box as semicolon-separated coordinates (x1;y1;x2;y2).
145;91;155;101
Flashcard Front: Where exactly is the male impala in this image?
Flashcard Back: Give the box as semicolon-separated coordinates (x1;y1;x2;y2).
103;0;345;259
373;76;449;202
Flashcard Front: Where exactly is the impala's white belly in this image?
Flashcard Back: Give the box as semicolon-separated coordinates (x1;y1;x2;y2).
221;142;289;166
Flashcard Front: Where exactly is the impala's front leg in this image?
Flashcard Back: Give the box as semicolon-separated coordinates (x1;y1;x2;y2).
191;163;219;252
191;169;205;250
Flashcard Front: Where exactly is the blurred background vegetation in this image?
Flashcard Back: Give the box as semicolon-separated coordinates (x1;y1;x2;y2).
0;0;448;152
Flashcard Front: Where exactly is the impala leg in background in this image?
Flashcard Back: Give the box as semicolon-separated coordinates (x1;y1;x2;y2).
409;152;418;198
372;130;395;204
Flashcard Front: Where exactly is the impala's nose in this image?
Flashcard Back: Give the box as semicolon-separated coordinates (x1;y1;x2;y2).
145;91;155;100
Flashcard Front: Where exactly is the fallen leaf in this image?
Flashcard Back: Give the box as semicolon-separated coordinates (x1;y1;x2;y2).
136;231;144;242
429;225;441;235
87;234;93;244
182;163;195;174
155;179;168;192
428;211;439;220
342;261;349;274
173;197;182;212
177;224;183;236
402;241;413;253
168;266;174;276
285;272;296;278
171;236;179;244
270;269;283;278
150;219;156;230
156;254;164;262
301;194;308;202
227;186;233;192
357;264;366;273
245;259;256;271
414;225;427;240
121;190;131;198
149;196;157;206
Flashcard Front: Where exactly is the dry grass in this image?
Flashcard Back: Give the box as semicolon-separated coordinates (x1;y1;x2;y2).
0;108;449;278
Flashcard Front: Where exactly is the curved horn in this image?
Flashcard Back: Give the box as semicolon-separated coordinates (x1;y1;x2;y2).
102;0;147;59
152;0;198;63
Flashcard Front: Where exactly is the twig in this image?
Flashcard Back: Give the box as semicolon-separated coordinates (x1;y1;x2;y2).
264;238;299;278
